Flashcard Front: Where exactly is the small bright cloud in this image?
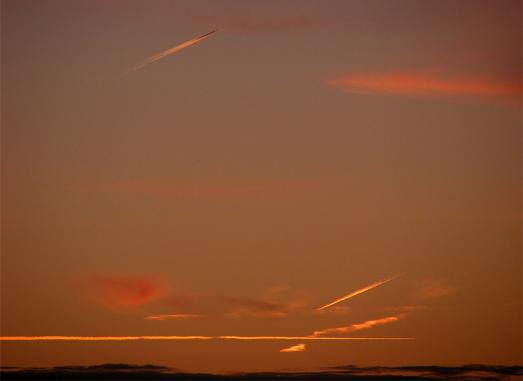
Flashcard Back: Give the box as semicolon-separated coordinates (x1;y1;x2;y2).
280;343;306;353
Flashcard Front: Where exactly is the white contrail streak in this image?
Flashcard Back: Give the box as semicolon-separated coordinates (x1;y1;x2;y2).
126;30;217;74
0;335;413;341
317;275;400;311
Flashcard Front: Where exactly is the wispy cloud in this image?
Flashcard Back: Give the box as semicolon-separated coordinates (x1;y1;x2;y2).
225;297;304;319
413;279;456;301
311;315;403;337
79;275;168;310
145;314;202;321
225;287;309;318
280;343;306;353
327;73;521;99
317;276;399;311
382;305;427;313
126;30;217;74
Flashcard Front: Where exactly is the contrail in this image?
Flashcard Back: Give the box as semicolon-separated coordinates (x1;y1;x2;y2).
0;335;413;341
317;275;400;311
0;336;213;341
126;30;217;74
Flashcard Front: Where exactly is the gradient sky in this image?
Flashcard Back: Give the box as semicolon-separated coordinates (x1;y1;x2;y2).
1;0;521;374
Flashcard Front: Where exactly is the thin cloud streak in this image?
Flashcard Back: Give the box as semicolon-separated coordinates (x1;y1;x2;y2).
0;336;213;341
311;315;403;337
126;30;217;74
280;343;306;352
217;336;412;341
317;276;399;311
145;314;203;321
0;336;413;341
327;73;522;98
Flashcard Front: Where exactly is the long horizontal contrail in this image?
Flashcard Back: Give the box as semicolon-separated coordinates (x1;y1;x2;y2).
0;335;413;341
317;275;400;311
0;336;213;341
126;30;217;74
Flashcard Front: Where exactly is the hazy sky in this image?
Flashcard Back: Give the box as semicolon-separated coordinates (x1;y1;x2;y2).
1;0;521;373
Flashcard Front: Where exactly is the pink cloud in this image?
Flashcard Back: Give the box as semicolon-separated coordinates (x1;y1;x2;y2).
327;72;521;99
81;275;168;310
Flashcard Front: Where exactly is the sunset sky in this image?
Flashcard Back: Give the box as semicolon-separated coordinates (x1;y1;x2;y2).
1;0;521;374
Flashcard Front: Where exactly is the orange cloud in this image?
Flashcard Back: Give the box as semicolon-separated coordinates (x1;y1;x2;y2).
327;73;521;98
81;275;168;310
317;275;399;311
225;298;293;319
145;314;202;321
225;288;309;319
280;343;306;353
311;315;403;337
413;279;456;301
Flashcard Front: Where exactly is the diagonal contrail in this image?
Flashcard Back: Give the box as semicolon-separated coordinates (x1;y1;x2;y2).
126;30;217;74
317;275;400;311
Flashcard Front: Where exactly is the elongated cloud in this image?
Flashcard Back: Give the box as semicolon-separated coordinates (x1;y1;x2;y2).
0;336;413;341
311;315;403;337
317;276;399;311
327;73;521;98
145;314;202;321
126;30;217;74
225;295;308;319
280;343;306;353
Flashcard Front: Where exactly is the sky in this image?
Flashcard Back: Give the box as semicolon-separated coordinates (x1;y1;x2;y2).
1;0;521;374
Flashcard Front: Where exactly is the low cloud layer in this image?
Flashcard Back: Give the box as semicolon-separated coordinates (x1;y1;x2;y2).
2;364;521;380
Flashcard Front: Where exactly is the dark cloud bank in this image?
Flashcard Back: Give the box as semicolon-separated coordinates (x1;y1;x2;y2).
1;364;521;380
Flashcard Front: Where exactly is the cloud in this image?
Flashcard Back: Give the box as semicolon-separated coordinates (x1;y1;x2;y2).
311;315;403;337
413;279;456;301
80;275;168;310
280;343;306;353
327;73;521;99
5;364;520;380
317;275;399;310
167;2;351;33
382;305;427;313
225;288;309;319
145;314;202;321
225;297;292;319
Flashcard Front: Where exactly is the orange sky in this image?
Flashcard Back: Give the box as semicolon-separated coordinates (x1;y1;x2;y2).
1;0;521;374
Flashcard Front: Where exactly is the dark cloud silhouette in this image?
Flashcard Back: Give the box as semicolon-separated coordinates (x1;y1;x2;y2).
1;364;521;380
